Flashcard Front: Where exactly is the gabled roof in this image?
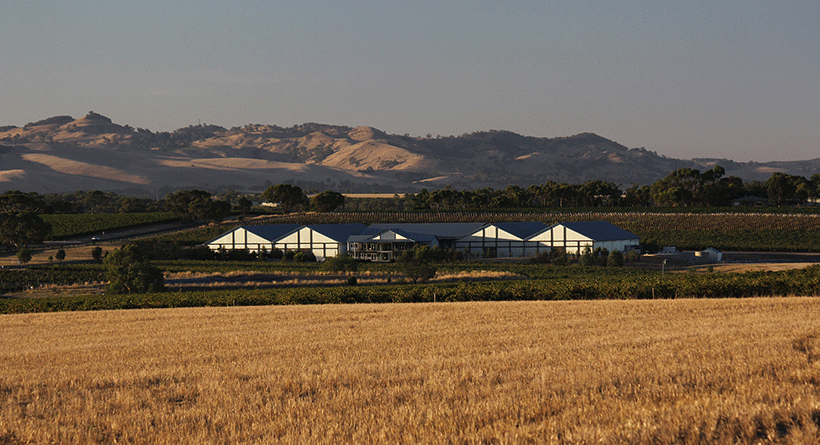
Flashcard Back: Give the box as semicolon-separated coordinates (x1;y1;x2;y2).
305;223;369;242
486;222;548;239
348;228;436;243
531;221;639;241
244;224;303;241
205;224;302;244
368;223;485;239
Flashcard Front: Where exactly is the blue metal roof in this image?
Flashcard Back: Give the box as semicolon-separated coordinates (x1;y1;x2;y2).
305;223;369;242
368;223;485;239
489;222;549;239
348;228;436;243
244;224;303;241
206;224;302;244
536;221;639;241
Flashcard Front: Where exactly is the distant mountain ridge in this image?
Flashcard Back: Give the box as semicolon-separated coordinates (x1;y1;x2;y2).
1;112;816;195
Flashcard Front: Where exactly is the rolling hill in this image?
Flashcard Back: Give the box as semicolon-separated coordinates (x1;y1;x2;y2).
1;112;816;195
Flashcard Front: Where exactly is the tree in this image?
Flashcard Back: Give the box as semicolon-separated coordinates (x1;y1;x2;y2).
55;249;66;261
607;250;624;267
91;246;103;263
579;246;595;267
235;197;253;215
0;212;51;250
190;197;231;222
310;191;345;212
104;244;165;294
16;248;31;265
262;184;307;214
164;189;211;220
0;191;46;213
397;245;437;283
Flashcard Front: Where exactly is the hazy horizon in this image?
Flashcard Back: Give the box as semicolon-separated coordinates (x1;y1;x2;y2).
3;1;818;163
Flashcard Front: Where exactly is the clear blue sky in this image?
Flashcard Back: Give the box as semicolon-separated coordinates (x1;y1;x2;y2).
2;0;818;162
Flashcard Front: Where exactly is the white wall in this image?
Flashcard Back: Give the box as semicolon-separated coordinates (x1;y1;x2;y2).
275;227;344;260
207;228;276;253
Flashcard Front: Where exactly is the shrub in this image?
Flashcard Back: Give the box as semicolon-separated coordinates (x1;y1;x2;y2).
579;247;594;267
347;276;358;286
323;255;358;273
292;251;316;263
643;239;660;254
607;250;624;267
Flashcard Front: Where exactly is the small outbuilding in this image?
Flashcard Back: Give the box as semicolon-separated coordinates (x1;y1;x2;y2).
695;247;723;263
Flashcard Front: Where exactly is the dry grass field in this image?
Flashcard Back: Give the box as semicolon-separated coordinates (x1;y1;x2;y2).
2;299;820;444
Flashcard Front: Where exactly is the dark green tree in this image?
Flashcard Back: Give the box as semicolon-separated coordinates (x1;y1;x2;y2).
104;244;165;294
91;246;103;263
579;247;595;267
164;189;212;220
235;197;253;215
310;190;345;212
55;249;66;261
262;184;307;214
0;191;47;213
189;196;231;222
0;212;51;249
398;245;437;283
607;250;624;267
16;248;32;265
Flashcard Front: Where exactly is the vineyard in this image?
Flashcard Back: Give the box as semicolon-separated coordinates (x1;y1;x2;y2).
151;210;820;251
43;212;178;238
4;264;820;314
0;265;106;293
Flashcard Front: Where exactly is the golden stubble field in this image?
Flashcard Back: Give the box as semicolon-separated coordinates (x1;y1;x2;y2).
2;299;820;444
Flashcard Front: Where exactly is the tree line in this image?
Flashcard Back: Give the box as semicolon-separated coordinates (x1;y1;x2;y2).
2;166;820;252
408;167;820;210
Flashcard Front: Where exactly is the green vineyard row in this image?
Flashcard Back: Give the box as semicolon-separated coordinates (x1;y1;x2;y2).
4;266;820;314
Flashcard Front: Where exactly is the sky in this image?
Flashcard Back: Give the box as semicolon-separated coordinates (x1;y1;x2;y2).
2;0;819;162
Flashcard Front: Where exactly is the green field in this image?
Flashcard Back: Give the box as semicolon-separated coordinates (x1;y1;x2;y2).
42;212;178;238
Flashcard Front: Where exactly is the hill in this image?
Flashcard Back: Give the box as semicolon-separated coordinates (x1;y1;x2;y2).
1;112;816;195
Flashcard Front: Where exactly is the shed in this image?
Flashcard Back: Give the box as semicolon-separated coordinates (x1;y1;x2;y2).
695;247;723;263
274;224;368;260
206;224;302;253
455;222;548;258
527;221;640;255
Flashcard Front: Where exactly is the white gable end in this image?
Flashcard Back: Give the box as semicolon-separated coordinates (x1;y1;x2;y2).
372;231;408;241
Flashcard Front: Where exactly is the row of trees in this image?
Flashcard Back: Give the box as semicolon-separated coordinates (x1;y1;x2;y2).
410;167;820;209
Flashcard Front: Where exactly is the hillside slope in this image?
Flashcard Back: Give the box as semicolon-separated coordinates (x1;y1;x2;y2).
1;113;815;195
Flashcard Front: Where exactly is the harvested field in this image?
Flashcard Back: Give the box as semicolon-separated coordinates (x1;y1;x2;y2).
2;298;820;443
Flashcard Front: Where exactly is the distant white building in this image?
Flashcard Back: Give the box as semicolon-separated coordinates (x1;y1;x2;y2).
527;221;641;255
205;224;301;253
206;220;640;261
273;224;368;260
455;222;548;258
